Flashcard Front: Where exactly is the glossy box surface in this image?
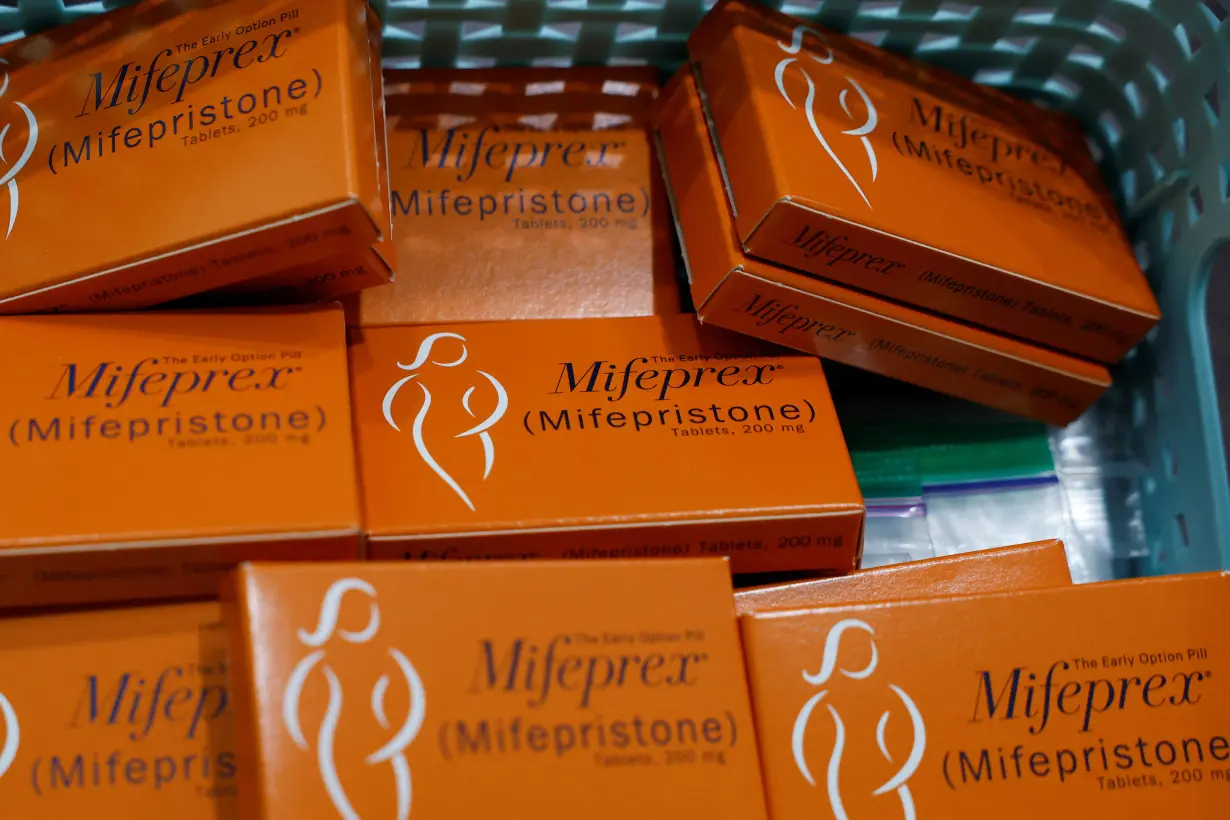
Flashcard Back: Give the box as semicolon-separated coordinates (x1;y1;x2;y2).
740;572;1230;819
0;305;360;608
348;313;864;574
686;0;1159;363
654;68;1111;426
227;559;769;819
348;67;680;326
0;602;236;819
0;0;388;312
734;539;1071;614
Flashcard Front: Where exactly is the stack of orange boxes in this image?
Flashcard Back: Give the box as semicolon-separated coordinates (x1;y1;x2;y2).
655;0;1159;425
0;0;1199;818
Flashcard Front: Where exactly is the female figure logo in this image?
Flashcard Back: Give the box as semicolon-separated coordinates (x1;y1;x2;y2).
0;57;37;239
381;332;509;511
283;579;427;820
0;689;17;782
791;619;925;820
774;25;879;208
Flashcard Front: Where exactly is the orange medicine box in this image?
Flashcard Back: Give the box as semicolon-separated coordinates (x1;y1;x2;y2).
0;602;236;819
684;0;1159;364
226;559;769;820
655;68;1111;426
347;67;681;326
735;539;1071;614
739;571;1230;820
0;0;390;314
0;305;360;609
348;313;864;574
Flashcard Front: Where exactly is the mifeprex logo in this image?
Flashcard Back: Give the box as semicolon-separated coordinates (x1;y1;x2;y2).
381;333;509;511
283;578;427;820
0;57;38;239
773;25;878;208
792;619;925;819
0;688;17;783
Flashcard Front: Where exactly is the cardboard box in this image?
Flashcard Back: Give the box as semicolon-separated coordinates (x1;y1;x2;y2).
190;4;394;303
0;305;360;608
226;558;769;819
213;241;396;303
740;571;1230;819
346;66;682;326
684;0;1159;363
349;313;864;574
655;69;1111;426
0;0;390;314
735;539;1070;614
0;602;236;818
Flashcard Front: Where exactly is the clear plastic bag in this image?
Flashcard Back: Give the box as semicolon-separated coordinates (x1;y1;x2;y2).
925;477;1065;554
1049;414;1145;583
831;364;1115;581
861;498;933;568
922;475;1109;584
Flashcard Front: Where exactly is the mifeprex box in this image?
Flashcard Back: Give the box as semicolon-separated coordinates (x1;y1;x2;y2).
735;539;1071;614
0;0;390;312
685;0;1159;363
740;572;1230;819
654;68;1112;425
227;559;769;819
348;314;864;574
347;67;680;326
0;602;235;819
0;305;360;608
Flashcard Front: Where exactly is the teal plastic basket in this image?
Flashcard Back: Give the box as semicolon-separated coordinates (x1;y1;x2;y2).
3;0;1226;574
